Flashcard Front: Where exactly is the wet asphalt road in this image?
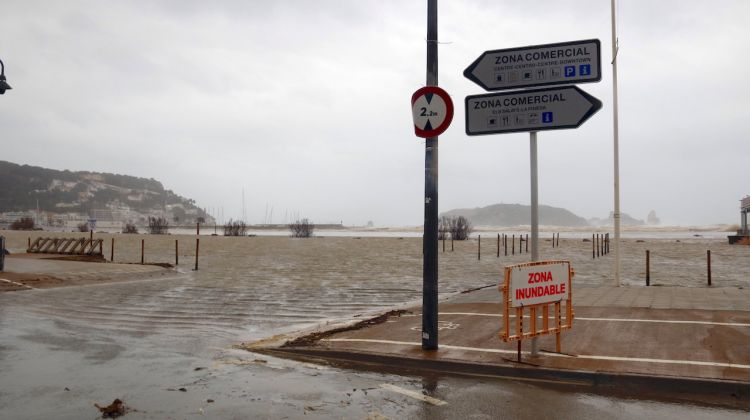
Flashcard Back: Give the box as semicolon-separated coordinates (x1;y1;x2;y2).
1;233;749;418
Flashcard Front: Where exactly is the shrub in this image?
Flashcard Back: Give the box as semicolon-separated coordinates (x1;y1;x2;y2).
438;216;450;240
77;222;89;232
289;218;314;238
147;216;169;235
10;217;35;230
448;215;473;240
122;223;138;234
223;219;247;236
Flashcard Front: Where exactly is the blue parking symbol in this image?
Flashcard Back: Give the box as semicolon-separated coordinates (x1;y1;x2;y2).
579;64;591;76
542;112;553;123
564;66;576;77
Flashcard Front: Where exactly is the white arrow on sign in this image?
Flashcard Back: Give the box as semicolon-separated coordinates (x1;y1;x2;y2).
465;86;602;136
464;39;601;91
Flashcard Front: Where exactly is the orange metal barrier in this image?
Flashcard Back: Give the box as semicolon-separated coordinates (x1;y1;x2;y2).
499;260;574;354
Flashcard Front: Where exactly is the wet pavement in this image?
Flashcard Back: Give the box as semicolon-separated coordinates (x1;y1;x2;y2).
1;232;749;418
260;286;750;410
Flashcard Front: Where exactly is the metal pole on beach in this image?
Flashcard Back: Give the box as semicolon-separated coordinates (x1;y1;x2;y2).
611;0;622;286
530;131;540;356
422;0;439;351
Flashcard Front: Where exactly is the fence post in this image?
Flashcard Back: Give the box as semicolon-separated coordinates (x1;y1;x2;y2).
194;238;200;270
110;238;114;262
646;250;650;286
497;234;500;258
707;250;712;286
525;234;529;253
592;234;595;259
451;236;454;252
596;234;600;258
478;235;481;260
175;239;179;266
141;239;145;264
0;236;5;272
606;233;609;254
512;234;515;255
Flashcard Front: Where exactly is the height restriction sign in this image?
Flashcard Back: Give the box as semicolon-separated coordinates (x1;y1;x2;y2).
411;86;454;138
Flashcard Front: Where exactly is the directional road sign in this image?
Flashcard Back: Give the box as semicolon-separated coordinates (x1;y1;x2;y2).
465;86;602;136
411;86;454;138
464;39;601;91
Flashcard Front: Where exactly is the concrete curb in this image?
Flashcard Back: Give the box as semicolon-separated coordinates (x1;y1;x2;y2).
259;346;750;409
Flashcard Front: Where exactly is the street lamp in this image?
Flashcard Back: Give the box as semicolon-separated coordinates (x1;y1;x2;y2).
0;59;12;94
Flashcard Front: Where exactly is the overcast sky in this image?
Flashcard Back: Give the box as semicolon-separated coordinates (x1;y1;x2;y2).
2;1;749;227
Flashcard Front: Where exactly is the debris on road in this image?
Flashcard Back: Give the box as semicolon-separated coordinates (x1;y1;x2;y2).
94;398;126;418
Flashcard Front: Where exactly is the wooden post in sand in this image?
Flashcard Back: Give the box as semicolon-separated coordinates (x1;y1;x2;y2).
175;240;179;266
512;234;515;255
196;222;200;236
592;234;595;259
497;234;500;258
194;238;200;270
477;235;481;260
141;239;145;265
707;250;712;286
646;250;650;286
110;238;114;262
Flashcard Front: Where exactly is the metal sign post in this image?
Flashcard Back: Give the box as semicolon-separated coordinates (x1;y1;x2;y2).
529;132;540;355
465;38;603;358
423;0;439;351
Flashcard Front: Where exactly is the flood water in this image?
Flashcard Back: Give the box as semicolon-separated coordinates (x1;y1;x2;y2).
1;230;748;418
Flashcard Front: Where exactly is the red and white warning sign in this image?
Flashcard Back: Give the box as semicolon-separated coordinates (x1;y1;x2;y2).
508;260;571;307
411;86;454;138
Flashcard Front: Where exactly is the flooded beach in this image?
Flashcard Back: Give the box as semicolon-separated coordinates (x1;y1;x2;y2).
1;228;749;418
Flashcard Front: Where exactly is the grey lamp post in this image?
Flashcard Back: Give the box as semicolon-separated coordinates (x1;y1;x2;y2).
0;59;12;94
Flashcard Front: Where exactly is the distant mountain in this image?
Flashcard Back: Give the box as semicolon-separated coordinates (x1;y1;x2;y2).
441;203;589;227
0;160;212;224
588;212;645;227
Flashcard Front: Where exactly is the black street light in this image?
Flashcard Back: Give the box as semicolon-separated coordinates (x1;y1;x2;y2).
0;59;12;94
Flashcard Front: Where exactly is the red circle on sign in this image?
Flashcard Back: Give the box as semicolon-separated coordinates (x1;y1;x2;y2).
411;86;454;138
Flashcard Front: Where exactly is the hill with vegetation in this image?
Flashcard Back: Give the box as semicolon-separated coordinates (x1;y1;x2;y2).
441;203;589;227
0;160;210;223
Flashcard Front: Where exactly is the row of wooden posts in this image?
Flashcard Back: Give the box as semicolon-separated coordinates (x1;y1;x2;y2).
440;233;562;260
645;249;713;287
28;234;201;270
592;233;610;259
